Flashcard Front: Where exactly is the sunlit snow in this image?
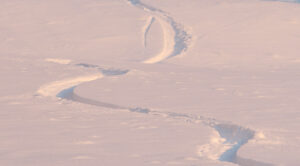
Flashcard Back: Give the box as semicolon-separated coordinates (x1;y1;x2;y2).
0;0;299;166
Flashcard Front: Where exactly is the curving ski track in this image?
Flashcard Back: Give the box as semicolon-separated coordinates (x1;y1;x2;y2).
36;1;275;166
38;65;274;165
55;80;273;166
37;64;274;165
143;16;156;48
127;0;191;64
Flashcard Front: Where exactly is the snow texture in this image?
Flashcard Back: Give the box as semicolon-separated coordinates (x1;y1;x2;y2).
1;0;300;166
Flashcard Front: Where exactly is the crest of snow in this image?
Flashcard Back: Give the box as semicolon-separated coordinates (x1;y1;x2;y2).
251;131;283;145
37;74;103;97
197;131;233;160
75;141;95;145
45;58;72;65
143;17;175;64
72;156;94;160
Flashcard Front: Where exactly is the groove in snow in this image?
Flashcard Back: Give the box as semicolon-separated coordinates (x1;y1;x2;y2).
55;82;273;166
143;17;176;64
143;16;156;48
76;63;129;76
127;0;191;64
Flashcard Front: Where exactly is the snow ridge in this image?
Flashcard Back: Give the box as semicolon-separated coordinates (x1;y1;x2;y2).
143;17;176;64
127;0;191;64
37;74;103;97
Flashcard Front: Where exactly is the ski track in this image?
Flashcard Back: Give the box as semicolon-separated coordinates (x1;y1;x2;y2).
143;16;156;48
38;63;271;165
35;1;275;165
143;17;175;64
38;64;274;165
56;81;274;166
76;63;130;76
128;0;190;64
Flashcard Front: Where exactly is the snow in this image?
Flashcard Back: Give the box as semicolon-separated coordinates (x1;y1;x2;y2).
45;58;72;65
1;0;300;166
142;17;176;64
142;16;155;48
38;74;103;97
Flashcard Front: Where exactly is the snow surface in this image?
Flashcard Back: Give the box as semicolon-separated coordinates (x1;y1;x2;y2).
1;0;300;166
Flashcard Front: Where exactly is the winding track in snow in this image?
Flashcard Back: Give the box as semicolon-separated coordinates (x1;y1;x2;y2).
143;16;155;48
127;0;191;64
55;81;273;166
36;1;274;165
37;61;273;166
125;1;273;165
